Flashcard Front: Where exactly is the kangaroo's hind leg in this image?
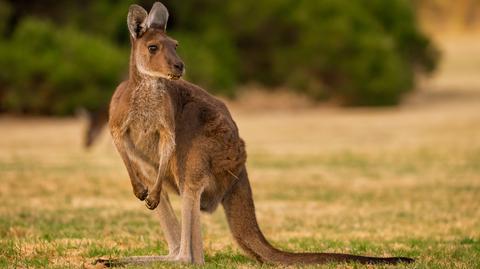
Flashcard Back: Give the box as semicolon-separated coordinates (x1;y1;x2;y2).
155;191;181;257
174;168;211;265
94;192;181;267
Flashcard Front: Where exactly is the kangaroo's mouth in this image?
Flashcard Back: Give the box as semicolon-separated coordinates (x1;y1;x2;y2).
167;73;182;80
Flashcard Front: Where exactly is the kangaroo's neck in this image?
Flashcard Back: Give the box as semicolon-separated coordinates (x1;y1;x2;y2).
126;46;175;133
128;60;167;100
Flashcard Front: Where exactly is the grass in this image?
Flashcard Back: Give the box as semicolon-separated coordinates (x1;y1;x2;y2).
1;39;480;268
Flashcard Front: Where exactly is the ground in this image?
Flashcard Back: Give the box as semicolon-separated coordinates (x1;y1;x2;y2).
0;37;479;268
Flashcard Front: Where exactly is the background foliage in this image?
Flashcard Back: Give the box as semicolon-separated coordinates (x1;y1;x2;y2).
0;0;439;115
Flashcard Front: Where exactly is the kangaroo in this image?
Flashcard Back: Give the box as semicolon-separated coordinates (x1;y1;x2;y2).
83;107;109;148
96;2;414;266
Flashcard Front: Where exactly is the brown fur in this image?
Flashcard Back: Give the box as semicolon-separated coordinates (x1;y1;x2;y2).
95;2;414;266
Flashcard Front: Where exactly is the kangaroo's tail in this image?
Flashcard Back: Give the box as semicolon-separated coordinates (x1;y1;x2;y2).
221;167;414;265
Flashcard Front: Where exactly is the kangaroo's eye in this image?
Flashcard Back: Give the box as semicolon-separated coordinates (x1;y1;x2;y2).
148;45;158;54
175;44;178;50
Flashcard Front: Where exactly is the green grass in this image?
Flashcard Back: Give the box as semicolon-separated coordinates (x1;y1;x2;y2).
0;112;479;268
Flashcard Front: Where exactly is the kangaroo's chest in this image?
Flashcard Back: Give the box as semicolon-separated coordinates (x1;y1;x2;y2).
127;85;170;161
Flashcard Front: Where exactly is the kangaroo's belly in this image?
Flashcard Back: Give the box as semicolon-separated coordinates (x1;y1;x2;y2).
129;124;160;164
127;115;180;191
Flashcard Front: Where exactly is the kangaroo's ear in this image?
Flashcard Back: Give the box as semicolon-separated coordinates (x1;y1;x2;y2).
146;2;169;31
127;4;148;38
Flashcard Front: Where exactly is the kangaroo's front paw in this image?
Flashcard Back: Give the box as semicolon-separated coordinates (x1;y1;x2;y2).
133;186;148;201
145;193;160;210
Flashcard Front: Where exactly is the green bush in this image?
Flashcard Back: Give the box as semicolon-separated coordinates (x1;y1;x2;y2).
175;31;238;97
0;18;127;115
222;0;437;105
0;0;11;35
167;0;438;105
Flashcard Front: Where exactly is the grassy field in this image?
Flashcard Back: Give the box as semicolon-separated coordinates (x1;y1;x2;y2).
1;38;480;268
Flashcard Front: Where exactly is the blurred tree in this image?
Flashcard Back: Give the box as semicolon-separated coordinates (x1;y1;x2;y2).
0;0;439;115
0;0;10;35
0;18;126;115
219;0;439;105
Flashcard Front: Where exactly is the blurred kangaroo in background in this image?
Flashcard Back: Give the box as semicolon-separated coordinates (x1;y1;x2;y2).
96;2;414;267
83;107;108;148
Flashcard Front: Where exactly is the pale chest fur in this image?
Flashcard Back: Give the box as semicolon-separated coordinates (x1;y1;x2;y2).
125;81;173;164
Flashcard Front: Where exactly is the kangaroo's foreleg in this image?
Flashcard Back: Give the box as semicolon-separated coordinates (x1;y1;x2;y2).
112;133;151;201
145;130;175;210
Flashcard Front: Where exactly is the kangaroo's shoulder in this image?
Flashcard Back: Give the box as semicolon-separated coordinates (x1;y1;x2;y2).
167;79;240;138
109;80;131;130
167;79;229;115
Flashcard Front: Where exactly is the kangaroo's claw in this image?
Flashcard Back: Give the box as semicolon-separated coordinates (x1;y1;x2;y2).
145;194;160;210
134;186;149;201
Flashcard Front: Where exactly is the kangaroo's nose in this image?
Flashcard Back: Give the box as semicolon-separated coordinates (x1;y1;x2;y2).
173;62;184;73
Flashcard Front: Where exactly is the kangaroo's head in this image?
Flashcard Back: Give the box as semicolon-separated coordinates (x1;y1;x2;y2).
127;2;184;80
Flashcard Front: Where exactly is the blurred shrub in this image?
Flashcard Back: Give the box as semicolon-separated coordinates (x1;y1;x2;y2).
175;31;239;97
0;18;126;115
167;0;438;105
0;0;11;35
238;0;436;105
0;0;439;115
